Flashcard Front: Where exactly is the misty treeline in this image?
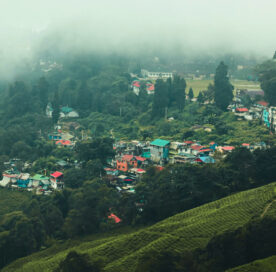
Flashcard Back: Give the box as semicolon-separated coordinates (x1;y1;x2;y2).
1;145;276;269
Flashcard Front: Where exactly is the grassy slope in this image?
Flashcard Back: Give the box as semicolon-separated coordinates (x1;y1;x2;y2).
0;188;31;218
3;183;276;272
227;255;276;272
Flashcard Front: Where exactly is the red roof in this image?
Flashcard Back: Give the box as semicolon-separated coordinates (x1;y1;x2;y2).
235;108;249;112
135;156;147;162
257;101;268;107
242;143;250;146
108;213;121;224
147;84;155;91
136;168;146;173
122;155;134;161
56;140;72;146
51;171;63;178
222;146;235;151
191;145;203;151
209;141;215;145
199;149;212;153
104;168;117;172
156;166;164;171
132;81;140;88
184;141;194;144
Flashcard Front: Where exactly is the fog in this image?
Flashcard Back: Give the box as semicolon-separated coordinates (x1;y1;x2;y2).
0;0;276;78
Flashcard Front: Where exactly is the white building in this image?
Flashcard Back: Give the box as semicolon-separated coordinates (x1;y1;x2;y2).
141;69;173;80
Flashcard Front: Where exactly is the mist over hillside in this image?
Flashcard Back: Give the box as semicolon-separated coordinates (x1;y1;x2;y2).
0;0;275;79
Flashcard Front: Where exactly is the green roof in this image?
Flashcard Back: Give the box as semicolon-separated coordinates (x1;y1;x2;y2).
31;174;49;180
150;139;170;147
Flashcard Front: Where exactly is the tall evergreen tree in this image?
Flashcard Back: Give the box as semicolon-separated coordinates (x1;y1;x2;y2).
52;92;60;124
214;62;233;110
173;75;186;112
152;79;169;117
197;91;204;103
37;77;49;108
273;51;276;59
188;87;194;100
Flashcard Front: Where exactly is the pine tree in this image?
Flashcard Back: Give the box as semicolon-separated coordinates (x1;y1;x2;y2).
197;91;204;103
52;92;60;124
188;87;194;100
214;62;234;110
152;79;169;117
273;51;276;59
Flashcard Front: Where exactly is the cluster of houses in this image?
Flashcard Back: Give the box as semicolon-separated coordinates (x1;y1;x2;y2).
230;99;276;132
131;80;155;96
0;170;64;194
46;103;79;119
101;138;267;194
48;129;75;147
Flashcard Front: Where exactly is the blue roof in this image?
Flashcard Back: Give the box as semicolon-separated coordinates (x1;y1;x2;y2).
150;139;170;147
199;156;215;163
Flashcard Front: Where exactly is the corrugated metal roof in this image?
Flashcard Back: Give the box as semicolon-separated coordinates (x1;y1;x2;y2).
150;139;170;147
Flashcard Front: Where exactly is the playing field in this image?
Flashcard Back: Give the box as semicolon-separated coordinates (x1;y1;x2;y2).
186;79;261;96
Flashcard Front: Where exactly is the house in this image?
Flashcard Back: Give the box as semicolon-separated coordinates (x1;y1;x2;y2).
56;140;74;147
116;160;129;172
263;109;270;127
30;174;50;188
46;103;53;117
17;173;30;188
132;81;140;96
129;168;146;180
150;139;170;164
173;153;196;164
217;146;235;153
0;170;20;187
235;108;249;117
48;131;62;141
104;168;119;176
141;69;173;79
116;155;148;172
60;107;79;118
256;101;268;108
146;83;155;94
108;213;121;224
50;171;64;189
242;143;250;149
197;156;216;164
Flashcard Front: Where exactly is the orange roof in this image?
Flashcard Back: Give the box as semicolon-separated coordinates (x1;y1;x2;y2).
257;101;268;107
56;140;72;146
222;146;235;151
108;213;121;224
135;156;147;162
236;108;248;112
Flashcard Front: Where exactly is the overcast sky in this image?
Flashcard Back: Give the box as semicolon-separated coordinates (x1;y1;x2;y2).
0;0;275;76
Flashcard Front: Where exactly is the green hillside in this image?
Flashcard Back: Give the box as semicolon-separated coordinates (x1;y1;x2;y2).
0;188;31;218
3;182;276;272
227;255;276;272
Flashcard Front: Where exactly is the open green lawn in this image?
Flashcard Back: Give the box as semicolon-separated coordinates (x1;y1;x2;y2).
3;182;275;272
227;255;276;272
186;79;261;96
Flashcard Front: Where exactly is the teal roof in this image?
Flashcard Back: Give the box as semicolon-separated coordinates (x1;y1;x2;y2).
150;139;170;147
61;107;73;113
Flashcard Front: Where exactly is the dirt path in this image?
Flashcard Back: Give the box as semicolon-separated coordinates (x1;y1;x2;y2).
261;200;276;218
